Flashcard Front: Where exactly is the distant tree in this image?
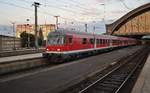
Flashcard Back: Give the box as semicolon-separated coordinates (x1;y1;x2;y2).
38;27;44;46
20;31;28;47
20;31;35;47
29;34;35;47
102;33;107;35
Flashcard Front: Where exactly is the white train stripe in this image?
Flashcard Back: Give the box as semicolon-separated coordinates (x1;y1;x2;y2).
45;46;119;54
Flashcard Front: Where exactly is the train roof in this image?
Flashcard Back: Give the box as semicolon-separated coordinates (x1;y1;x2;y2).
48;29;135;40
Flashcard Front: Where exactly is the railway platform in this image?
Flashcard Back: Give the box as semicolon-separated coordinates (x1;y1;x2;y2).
0;48;45;57
0;53;42;63
131;53;150;93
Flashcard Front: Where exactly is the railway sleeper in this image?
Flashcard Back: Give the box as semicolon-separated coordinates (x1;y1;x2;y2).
103;81;121;85
93;86;115;92
108;76;126;80
91;89;111;93
106;78;125;82
111;73;128;77
99;83;120;88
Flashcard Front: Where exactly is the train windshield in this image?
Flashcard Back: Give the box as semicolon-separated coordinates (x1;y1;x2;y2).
47;34;66;45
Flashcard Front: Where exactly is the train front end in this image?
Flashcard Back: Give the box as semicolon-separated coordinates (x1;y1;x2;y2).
43;30;67;61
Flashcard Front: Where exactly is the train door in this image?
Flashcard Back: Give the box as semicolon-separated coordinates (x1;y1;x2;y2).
67;35;73;51
109;39;112;47
94;38;96;49
90;38;94;48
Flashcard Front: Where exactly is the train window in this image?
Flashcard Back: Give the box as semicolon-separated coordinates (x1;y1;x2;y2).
90;38;94;44
104;39;106;44
114;40;116;44
99;39;101;44
106;39;108;44
100;39;102;44
96;39;99;44
82;38;87;44
48;34;65;45
112;40;114;44
107;39;110;45
69;37;72;44
102;39;104;44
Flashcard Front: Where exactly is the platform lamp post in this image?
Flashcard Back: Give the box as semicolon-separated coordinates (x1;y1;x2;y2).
100;3;105;23
93;21;96;49
11;22;16;50
26;18;30;48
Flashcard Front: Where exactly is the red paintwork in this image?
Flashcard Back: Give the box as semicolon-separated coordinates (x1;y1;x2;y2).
46;30;137;53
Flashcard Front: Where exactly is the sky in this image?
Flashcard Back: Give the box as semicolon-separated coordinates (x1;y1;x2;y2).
0;0;149;36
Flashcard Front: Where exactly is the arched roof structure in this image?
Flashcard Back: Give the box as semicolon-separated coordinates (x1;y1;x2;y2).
106;3;150;35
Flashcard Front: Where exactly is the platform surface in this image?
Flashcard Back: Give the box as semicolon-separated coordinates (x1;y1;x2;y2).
0;53;42;63
131;53;150;93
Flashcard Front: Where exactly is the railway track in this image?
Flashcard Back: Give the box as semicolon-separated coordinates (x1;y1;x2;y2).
61;46;149;93
79;47;149;93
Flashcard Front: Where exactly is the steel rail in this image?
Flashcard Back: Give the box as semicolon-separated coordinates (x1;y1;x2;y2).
115;51;147;93
78;48;148;93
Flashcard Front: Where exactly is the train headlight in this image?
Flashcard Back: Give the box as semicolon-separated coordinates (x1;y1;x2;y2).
46;48;49;51
57;48;60;51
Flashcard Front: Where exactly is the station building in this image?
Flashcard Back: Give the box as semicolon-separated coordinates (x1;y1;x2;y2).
0;35;21;51
16;24;55;40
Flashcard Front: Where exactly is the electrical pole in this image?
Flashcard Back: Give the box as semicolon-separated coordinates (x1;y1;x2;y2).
54;16;59;30
33;2;40;49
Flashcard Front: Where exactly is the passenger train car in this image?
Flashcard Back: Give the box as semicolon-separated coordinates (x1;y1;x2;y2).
43;29;137;62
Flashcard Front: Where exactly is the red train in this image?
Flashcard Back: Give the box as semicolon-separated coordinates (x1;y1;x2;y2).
43;29;137;62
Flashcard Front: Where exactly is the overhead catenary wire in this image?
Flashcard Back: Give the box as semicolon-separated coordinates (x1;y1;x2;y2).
16;0;95;15
17;0;80;14
119;0;133;10
69;0;97;10
49;0;93;11
0;0;109;24
0;0;81;22
44;0;99;15
0;1;34;12
14;0;104;22
15;0;93;21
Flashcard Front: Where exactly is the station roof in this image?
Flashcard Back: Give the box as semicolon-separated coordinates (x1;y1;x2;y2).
106;3;150;34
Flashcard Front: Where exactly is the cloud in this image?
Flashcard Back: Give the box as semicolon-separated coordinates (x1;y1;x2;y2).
110;10;127;14
95;0;106;3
